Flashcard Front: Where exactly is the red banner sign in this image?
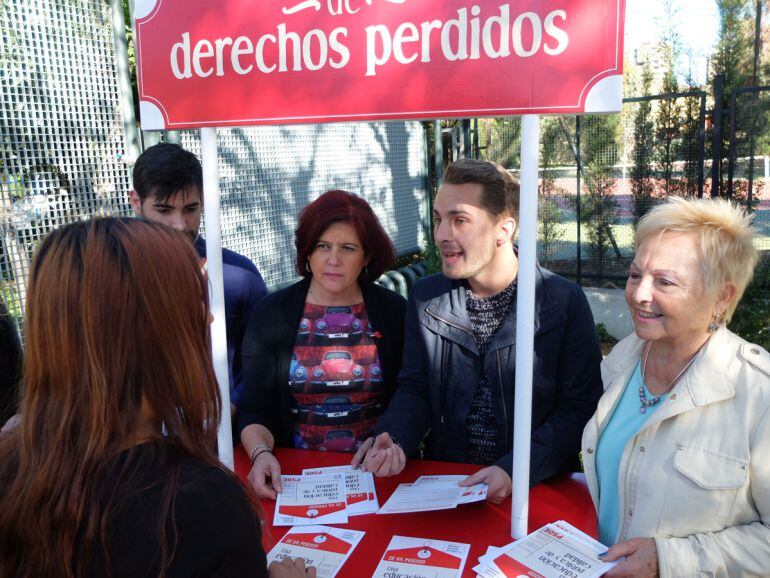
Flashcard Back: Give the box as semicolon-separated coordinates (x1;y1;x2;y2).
134;0;625;129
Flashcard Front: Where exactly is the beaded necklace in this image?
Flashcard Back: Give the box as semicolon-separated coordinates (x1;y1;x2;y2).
639;336;710;413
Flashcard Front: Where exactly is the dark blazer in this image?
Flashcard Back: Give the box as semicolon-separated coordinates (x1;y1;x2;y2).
0;302;22;426
375;267;603;486
236;278;407;446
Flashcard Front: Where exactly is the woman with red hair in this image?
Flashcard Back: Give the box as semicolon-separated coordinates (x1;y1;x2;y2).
238;190;407;499
0;218;313;578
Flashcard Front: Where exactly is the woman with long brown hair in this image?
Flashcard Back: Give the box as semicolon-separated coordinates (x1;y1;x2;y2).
0;218;313;578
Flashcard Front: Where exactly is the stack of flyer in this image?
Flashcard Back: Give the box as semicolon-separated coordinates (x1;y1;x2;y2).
266;525;364;578
473;521;617;578
372;535;470;578
303;465;380;516
273;467;379;526
377;475;487;514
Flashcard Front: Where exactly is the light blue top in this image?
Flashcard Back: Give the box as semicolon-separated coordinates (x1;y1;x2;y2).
595;361;668;546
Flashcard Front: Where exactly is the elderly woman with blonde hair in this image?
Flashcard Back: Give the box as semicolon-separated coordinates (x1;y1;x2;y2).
582;197;770;577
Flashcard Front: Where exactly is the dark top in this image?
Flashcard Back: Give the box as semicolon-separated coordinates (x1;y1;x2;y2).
375;267;603;486
0;303;22;426
464;279;517;465
237;278;407;447
88;444;267;578
195;237;268;405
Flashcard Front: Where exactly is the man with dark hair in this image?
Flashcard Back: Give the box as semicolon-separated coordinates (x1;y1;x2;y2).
353;158;602;502
130;143;268;414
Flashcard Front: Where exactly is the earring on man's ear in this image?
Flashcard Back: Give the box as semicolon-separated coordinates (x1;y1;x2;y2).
708;312;722;333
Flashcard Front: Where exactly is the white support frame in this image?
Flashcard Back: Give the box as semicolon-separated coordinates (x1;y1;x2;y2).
511;114;541;539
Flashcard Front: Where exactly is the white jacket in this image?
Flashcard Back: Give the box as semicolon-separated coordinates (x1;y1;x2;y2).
582;328;770;577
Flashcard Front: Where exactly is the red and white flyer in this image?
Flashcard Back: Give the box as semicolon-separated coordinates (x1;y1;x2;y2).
274;474;348;526
473;521;616;578
372;535;470;578
266;525;364;578
414;475;488;504
303;466;379;516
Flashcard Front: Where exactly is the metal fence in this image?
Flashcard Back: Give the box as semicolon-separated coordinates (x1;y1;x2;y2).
1;0;134;330
461;88;769;285
0;0;430;337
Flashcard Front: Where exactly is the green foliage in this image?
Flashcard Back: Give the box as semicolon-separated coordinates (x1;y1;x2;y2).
486;118;521;168
595;323;619;346
678;78;702;198
730;255;770;350
423;241;442;276
581;115;621;275
0;283;23;331
712;0;754;96
538;198;564;264
631;66;656;225
538;118;566;264
656;72;683;195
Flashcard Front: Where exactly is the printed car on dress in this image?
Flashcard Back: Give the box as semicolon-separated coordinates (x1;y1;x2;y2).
310;351;365;387
288;353;307;389
319;429;357;452
368;361;382;384
290;396;383;425
297;317;312;339
314;306;362;340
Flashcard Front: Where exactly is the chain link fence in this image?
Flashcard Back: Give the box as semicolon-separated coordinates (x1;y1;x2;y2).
1;0;429;338
469;89;765;285
727;87;770;245
1;0;134;331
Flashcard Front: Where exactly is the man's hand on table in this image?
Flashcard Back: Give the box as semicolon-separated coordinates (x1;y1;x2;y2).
248;451;283;499
350;432;406;477
268;556;317;578
460;465;512;504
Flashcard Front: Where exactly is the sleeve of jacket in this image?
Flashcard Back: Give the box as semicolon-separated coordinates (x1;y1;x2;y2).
654;403;770;578
236;295;281;438
229;268;268;406
374;290;432;457
495;283;603;485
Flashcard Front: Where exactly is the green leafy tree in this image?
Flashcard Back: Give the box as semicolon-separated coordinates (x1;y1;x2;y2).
581;115;621;277
538;118;565;265
631;66;656;225
711;0;755;198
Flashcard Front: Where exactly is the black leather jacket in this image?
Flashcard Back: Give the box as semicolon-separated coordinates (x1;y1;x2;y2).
375;267;602;486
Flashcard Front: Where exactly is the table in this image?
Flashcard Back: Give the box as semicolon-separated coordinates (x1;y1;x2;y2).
235;447;597;577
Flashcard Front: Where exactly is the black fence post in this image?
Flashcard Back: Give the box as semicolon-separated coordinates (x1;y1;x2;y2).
726;91;738;199
575;116;582;285
711;74;724;198
697;93;706;198
462;119;472;159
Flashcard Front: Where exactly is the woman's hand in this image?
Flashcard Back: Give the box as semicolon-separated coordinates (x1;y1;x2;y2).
247;452;283;500
351;432;405;477
602;538;659;578
268;557;317;577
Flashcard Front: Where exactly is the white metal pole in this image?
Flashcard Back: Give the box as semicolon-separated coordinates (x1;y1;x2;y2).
511;114;540;539
200;127;234;470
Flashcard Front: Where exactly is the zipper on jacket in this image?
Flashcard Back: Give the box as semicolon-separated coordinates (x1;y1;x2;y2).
426;309;474;440
496;349;509;452
426;309;474;338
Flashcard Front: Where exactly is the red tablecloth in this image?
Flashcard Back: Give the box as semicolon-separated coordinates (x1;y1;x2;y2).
235;447;597;577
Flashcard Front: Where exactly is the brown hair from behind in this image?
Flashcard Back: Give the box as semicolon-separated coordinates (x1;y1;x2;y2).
442;159;520;225
0;218;256;578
